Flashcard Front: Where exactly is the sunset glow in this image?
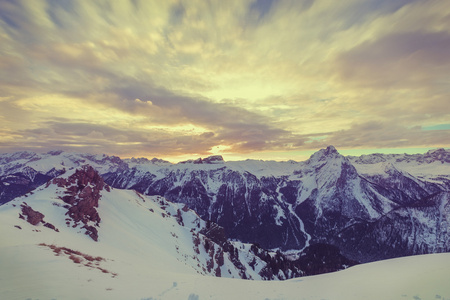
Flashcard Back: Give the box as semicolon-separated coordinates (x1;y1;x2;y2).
0;0;449;161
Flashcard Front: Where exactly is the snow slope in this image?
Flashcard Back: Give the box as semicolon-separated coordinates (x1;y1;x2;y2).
1;238;449;299
0;165;281;299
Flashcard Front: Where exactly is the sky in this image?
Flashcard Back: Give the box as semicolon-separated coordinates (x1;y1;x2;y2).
0;0;449;162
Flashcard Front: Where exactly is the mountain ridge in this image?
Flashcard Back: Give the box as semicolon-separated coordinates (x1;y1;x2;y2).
1;146;449;264
1;164;357;281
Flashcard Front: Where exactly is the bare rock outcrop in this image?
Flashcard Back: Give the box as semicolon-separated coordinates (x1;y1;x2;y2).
19;203;59;231
20;203;44;225
53;165;109;241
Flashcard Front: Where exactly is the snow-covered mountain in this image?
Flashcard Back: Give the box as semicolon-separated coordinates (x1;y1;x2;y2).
1;164;449;300
1;146;449;264
0;165;355;285
0;151;127;205
104;146;450;262
0;165;291;281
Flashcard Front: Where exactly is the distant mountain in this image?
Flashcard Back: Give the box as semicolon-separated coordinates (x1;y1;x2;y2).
1;146;449;264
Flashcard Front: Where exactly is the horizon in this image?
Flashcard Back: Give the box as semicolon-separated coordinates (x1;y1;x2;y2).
0;1;449;161
0;145;447;164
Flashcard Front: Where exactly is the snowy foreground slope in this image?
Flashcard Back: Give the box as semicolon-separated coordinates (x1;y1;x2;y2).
1;238;450;300
1;167;450;299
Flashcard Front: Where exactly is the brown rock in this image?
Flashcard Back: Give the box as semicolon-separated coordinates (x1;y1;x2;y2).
57;165;107;241
20;204;45;225
43;222;59;232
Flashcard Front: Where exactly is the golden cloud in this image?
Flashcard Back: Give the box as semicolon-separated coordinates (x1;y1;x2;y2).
0;0;449;159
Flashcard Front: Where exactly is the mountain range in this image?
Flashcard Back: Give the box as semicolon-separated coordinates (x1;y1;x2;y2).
1;146;449;263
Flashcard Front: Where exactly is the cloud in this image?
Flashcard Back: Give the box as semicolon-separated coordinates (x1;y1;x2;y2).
308;120;449;150
2;120;220;158
0;0;449;159
336;31;450;89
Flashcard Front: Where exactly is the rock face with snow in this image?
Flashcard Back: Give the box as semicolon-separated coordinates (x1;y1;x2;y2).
1;147;449;264
0;151;125;205
102;146;450;262
51;165;108;241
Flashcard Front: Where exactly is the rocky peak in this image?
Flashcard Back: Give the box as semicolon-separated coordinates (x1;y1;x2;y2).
303;146;360;192
52;165;105;190
324;145;337;154
52;165;109;241
193;158;203;164
203;155;225;164
424;148;450;163
150;157;170;164
126;157;170;165
306;145;343;166
179;155;225;165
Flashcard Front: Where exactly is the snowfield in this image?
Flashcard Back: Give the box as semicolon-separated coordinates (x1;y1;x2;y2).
1;240;449;300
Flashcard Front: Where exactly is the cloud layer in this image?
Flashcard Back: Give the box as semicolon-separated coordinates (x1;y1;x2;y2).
0;0;449;160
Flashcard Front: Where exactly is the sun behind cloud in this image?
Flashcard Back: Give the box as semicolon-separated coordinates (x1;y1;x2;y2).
0;0;449;161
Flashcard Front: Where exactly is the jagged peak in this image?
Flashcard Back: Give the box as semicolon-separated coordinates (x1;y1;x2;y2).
124;157;170;165
49;165;107;241
317;145;340;157
426;148;447;155
50;165;109;196
150;157;171;164
307;145;342;165
424;148;450;162
203;155;225;164
324;145;338;154
179;155;225;164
